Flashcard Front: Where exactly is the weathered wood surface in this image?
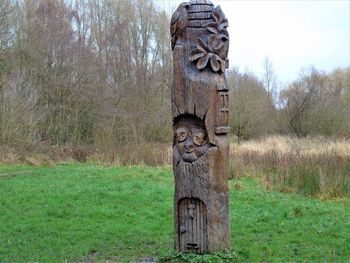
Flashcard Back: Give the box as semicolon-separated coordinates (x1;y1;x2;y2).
178;198;207;253
171;0;230;253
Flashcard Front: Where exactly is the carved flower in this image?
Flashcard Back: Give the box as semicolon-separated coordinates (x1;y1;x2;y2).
207;6;229;41
189;35;226;72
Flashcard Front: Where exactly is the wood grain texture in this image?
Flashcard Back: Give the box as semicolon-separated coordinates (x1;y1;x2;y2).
171;0;230;254
178;198;207;254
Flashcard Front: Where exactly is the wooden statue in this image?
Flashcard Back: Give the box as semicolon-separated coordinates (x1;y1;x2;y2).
171;0;230;254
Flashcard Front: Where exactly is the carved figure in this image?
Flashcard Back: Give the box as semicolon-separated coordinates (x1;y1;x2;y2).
171;0;230;254
174;115;212;163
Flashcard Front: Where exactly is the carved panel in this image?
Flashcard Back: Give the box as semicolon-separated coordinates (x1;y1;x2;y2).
220;92;229;114
213;91;229;134
178;198;207;254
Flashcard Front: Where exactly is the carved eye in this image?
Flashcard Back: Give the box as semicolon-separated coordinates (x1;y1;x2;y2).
176;128;187;142
193;131;207;146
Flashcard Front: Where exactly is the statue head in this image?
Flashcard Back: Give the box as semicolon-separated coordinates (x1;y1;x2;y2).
174;115;211;163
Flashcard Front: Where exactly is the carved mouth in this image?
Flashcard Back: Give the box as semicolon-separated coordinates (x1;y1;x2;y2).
181;152;198;162
185;149;194;153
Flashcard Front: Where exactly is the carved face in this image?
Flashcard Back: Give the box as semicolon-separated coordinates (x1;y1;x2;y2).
174;121;210;163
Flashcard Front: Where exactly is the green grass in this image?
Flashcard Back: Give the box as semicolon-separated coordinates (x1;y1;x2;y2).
0;163;349;262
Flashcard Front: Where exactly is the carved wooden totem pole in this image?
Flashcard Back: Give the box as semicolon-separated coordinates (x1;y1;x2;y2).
171;0;230;254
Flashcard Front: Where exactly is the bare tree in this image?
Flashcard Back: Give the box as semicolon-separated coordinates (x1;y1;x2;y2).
228;68;277;142
280;67;349;137
261;56;278;104
1;0;348;151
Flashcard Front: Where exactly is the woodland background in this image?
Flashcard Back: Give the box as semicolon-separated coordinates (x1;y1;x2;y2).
0;1;349;261
0;0;349;162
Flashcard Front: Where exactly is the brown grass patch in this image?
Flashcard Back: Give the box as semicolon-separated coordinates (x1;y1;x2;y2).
230;136;350;198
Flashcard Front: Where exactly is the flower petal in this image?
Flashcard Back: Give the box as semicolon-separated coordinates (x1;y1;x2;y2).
212;10;219;23
197;38;209;52
215;6;225;24
213;41;225;55
206;23;219;34
210;55;220;72
197;54;210;70
208;35;219;51
218;33;229;41
220;58;226;72
219;20;229;29
189;49;205;62
218;43;229;60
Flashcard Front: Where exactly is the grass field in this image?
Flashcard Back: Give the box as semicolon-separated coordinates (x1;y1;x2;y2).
0;163;350;262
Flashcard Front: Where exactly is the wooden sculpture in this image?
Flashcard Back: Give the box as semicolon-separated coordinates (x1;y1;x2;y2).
171;0;230;254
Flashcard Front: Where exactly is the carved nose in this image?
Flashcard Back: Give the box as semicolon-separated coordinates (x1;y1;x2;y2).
185;140;194;152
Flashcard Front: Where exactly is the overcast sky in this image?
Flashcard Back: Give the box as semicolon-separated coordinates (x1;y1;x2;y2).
155;0;350;84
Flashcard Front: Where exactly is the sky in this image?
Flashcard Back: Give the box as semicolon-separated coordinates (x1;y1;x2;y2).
154;0;350;84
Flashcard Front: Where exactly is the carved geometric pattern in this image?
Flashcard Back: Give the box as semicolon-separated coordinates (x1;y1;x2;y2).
220;92;229;113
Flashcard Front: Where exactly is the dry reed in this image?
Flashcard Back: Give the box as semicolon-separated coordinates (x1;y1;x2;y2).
230;136;350;198
0;142;172;167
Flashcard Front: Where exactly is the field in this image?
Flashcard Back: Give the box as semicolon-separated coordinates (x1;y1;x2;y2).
1;163;350;262
231;136;350;198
